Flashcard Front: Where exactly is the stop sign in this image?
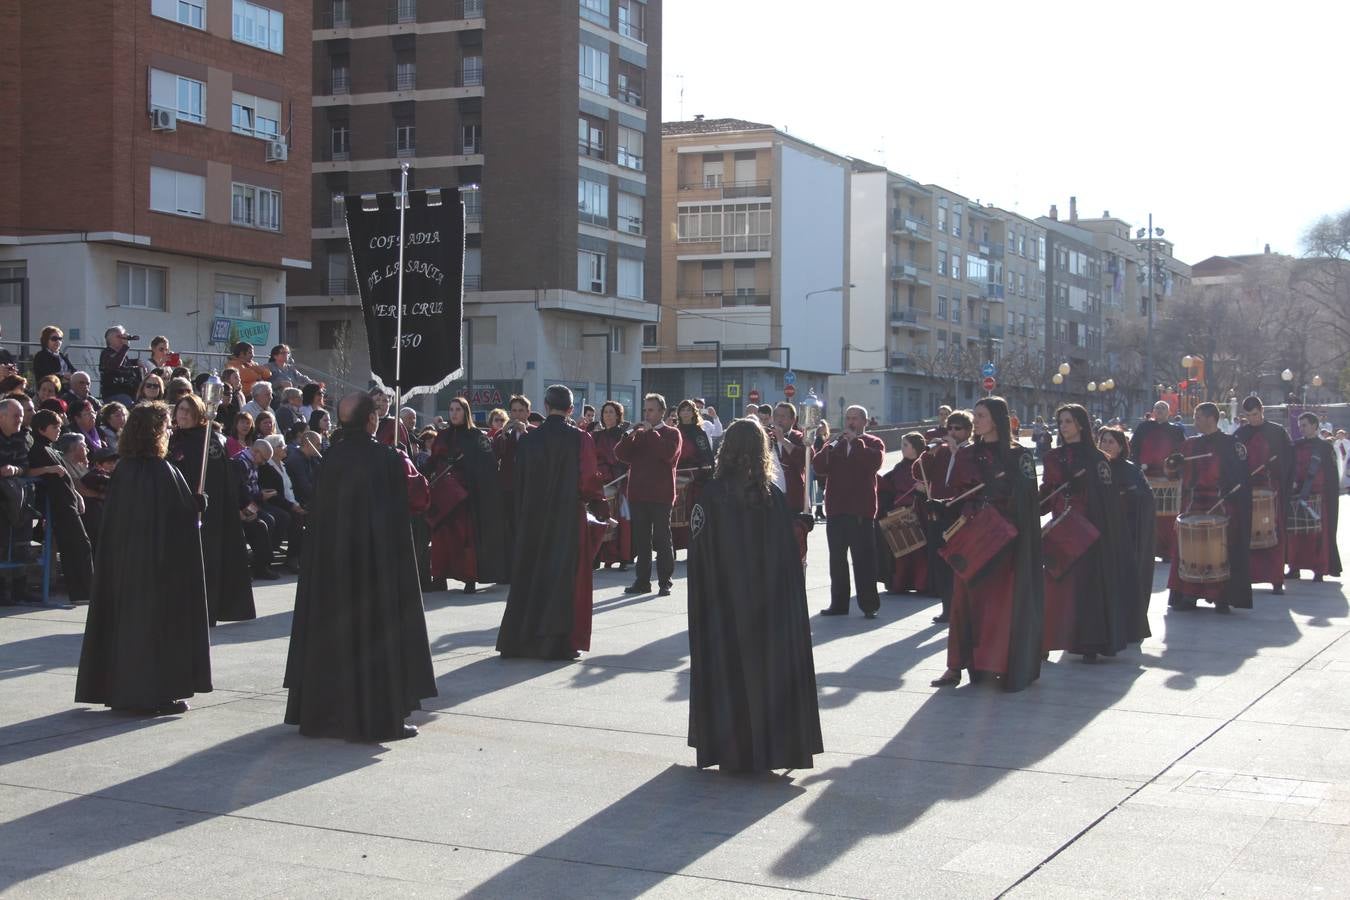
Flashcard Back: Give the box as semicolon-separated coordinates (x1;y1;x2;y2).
784;384;797;399
748;389;761;403
982;376;996;392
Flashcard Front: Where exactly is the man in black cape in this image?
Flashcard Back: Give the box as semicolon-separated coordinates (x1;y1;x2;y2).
1286;411;1342;582
1166;402;1253;612
1233;395;1294;593
284;393;436;741
1131;400;1186;561
496;385;605;660
686;418;823;772
1104;437;1156;645
76;401;211;714
169;407;256;625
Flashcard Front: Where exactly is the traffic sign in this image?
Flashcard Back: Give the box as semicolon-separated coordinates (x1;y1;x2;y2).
783;370;797;386
784;384;797;399
982;362;996;378
726;383;740;399
982;376;997;392
748;388;761;404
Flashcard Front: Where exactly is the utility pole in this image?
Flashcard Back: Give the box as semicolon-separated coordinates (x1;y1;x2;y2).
693;339;721;405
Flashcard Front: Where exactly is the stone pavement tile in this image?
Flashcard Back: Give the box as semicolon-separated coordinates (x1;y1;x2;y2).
1222;817;1342;878
1238;667;1350;730
938;840;1050;879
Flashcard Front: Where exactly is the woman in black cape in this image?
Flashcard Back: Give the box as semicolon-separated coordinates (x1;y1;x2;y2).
1097;426;1155;646
169;394;256;625
687;418;823;773
76;401;212;714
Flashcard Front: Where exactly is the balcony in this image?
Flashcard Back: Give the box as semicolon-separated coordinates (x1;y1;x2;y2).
319;5;351;28
889;307;930;330
460;0;484;18
678;292;770;308
457;65;484;88
988;242;1005;258
889;354;917;371
979;325;1006;340
386;140;416;158
463;274;482;290
391;71;416;92
891;213;932;241
986;283;1006;301
326;74;351;95
677;179;773;200
890;262;932;285
389;0;416;24
322;277;353;295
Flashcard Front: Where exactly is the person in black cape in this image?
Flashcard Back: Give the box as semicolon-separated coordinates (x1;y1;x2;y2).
687;418;823;773
283;393;436;741
169;394;256;626
1286;412;1342;582
496;385;606;660
75;401;211;715
1098;426;1155;645
428;398;510;592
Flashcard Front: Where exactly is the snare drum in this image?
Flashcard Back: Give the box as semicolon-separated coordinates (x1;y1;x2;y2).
670;481;692;528
939;505;1017;583
1176;513;1230;583
1042;508;1100;580
879;505;927;559
1148;477;1180;517
1250;488;1278;549
1287;495;1323;534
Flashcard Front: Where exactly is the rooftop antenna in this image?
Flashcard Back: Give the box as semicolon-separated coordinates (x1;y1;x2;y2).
676;74;685;120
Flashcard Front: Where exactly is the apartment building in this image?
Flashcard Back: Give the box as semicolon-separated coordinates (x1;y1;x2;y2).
645;118;848;416
1038;204;1107;398
0;0;311;368
290;0;661;414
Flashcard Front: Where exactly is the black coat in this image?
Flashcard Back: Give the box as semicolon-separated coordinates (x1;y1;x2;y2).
687;479;823;772
1109;457;1155;644
32;348;76;385
169;425;256;625
432;425;510;584
283;427;436;741
75;457;212;708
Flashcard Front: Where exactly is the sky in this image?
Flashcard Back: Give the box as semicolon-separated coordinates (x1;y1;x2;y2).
660;0;1350;264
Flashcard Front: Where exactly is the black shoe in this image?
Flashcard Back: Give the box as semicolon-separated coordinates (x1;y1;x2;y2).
1081;652;1098;663
658;582;673;596
1314;574;1324;583
396;723;419;739
618;562;630;571
156;700;190;715
253;569;280;581
818;608;848;617
463;581;477;595
594;560;602;570
624;582;651;595
1286;568;1301;580
932;614;950;624
931;670;961;687
864;611;878;620
1215;602;1232;615
1271;585;1284;595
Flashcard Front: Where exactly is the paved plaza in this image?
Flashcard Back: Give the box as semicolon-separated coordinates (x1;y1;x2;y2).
2;470;1348;898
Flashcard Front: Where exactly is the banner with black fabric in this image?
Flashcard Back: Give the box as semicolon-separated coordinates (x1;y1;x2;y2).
345;188;465;400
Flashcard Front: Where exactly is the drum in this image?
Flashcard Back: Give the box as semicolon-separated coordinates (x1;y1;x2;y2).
939;505;1017;583
1148;477;1180;517
879;505;927;559
1250;488;1278;549
1287;495;1323;534
1176;513;1230;583
1042;508;1100;580
670;481;691;528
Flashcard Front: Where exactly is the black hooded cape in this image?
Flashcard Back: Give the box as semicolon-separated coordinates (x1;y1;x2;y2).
169;425;256;625
434;425;510;584
687;479;823;771
75;458;212;708
1109;456;1155;643
1172;430;1253;609
283;427;436;741
1234;421;1295;497
678;423;714;468
497;417;582;659
1293;435;1343;576
1053;441;1128;656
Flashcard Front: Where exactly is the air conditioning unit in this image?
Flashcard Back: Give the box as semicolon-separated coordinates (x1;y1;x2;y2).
265;140;289;162
150;107;177;131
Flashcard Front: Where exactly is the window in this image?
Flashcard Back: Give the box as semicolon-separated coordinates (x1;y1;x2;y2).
617;126;643;171
580;0;609;26
396;60;416;91
702;156;724;187
152;0;206;29
231;91;281;139
579;44;609;93
951;301;962;324
149;167;205;218
936;249;947;276
609;324;626;353
618;258;643;300
966;254;988;283
331;124;350;160
462;55;483;86
464;248;481;289
733;260;755;295
936;295;947;319
118;263;168;310
232;0;284;53
318;320;351;351
617;192;643;234
231;182;282;231
951;204;963;239
577;177;609;226
617;62;644;107
394;0;416;23
618;0;644;40
462;187;481;224
215;291;253;318
150;69;205;124
330;58;350;94
642;323;658;348
578;115;605;158
578;250;605;293
677;203;770;252
394;123;415;155
936;198;948;233
0;262;26;307
461;123;481;154
701;260;723;295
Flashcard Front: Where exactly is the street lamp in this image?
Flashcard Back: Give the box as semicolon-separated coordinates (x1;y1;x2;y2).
582;331;613;402
693;339;722;405
1058;362;1071;376
1137;215;1165;418
1052;373;1064;385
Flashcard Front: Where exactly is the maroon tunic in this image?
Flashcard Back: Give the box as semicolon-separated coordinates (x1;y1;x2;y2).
592;426;632;566
880;457;929;593
1286;437;1340;578
1131;418;1185;561
1234;422;1292;588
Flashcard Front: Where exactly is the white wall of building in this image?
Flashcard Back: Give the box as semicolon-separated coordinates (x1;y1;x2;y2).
836;169;889;419
777;145;847;377
676;306;770;347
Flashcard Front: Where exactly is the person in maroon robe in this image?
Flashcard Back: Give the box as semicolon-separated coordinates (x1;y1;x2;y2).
770;401;810;560
879;432;929;595
1286;412;1342;582
813;405;886;618
615;393;683;596
1233;395;1294;594
428;398;509;593
671;400;714;553
917;411;972;622
1131;400;1186;561
592;401;633;570
496;385;606;660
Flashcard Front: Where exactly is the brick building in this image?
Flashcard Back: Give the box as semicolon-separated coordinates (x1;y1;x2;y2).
0;0;311;371
292;0;661;415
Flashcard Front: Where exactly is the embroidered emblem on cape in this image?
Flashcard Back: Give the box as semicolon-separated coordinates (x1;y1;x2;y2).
1019;452;1036;481
1097;459;1112;485
1235;442;1248;461
208;437;224;459
690;503;706;538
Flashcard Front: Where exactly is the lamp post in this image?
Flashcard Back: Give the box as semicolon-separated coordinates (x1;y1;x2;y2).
693;339;722;406
1136;216;1164;419
582;331;612;402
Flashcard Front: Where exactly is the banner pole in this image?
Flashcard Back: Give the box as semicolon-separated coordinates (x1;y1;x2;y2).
394;162;409;410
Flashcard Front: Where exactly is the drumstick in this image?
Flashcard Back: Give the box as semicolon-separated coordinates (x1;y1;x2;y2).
1204;455;1276;515
940;472;1005;507
604;472;628;490
1039;469;1087;508
1181;452;1213;462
